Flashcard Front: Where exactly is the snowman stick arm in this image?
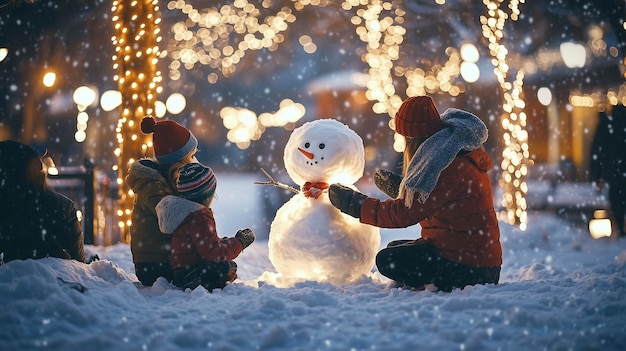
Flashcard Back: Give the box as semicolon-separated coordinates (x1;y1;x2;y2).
254;168;300;194
254;180;300;194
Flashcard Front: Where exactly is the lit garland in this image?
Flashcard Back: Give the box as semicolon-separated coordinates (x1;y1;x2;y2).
111;0;163;241
220;99;306;149
569;92;600;108
163;0;528;229
165;0;296;83
480;0;529;230
165;0;466;151
343;0;405;117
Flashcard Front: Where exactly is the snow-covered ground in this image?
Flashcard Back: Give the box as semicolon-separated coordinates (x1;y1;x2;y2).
1;175;626;351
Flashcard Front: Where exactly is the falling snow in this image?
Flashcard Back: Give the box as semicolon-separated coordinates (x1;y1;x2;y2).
1;181;626;350
2;1;626;349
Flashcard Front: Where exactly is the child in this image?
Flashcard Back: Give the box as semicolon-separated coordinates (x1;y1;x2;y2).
126;116;198;286
329;96;502;292
155;162;255;291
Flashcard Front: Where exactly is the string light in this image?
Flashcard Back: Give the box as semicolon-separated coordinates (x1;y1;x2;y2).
111;0;162;241
108;1;532;234
220;99;306;148
481;0;528;230
165;0;296;83
166;0;468;153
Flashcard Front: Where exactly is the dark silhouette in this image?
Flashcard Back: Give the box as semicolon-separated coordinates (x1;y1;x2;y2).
590;105;626;237
0;140;86;263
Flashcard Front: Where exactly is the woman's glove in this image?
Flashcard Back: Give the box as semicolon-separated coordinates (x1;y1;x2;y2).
374;169;402;199
328;184;366;219
235;228;255;249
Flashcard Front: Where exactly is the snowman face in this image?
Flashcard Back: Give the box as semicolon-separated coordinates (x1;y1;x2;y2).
297;140;328;166
284;119;364;186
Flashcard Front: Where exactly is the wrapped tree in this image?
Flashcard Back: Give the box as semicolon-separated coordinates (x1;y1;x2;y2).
111;0;162;241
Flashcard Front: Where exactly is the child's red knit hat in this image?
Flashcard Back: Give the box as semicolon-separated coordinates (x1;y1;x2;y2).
394;96;443;139
140;116;198;165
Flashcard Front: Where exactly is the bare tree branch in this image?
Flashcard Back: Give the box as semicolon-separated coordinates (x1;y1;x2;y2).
254;168;299;194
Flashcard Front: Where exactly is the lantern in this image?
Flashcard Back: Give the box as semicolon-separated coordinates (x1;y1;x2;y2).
589;210;612;239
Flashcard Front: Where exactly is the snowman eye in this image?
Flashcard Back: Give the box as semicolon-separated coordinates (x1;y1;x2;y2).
304;142;310;148
319;143;325;149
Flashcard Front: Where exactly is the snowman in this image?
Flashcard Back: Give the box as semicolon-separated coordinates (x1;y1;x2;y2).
264;119;380;285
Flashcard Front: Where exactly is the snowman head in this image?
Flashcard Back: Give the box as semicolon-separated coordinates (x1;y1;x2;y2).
284;119;365;186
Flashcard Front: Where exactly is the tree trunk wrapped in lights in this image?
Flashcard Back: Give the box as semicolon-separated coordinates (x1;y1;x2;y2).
111;0;163;242
480;0;529;230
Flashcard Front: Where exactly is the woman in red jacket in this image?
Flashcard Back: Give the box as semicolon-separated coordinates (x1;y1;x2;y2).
329;96;502;292
155;162;255;291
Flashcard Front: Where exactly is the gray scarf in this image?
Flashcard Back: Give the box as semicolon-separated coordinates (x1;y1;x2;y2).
398;108;488;208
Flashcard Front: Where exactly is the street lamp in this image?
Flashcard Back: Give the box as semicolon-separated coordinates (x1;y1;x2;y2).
72;86;98;143
42;71;56;88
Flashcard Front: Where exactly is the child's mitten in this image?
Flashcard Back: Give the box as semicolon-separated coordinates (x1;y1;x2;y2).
235;228;255;249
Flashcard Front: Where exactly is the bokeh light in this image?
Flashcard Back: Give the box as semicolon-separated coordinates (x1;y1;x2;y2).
560;42;586;68
42;71;56;88
100;90;122;112
73;86;97;110
537;87;552;106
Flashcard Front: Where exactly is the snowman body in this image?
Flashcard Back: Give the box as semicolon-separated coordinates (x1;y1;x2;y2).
268;119;380;284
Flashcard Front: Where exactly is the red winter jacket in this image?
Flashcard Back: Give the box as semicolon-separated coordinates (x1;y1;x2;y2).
155;195;243;271
360;147;502;267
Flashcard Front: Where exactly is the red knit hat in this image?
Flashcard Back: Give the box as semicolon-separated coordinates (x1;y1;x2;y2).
140;116;198;165
394;96;443;138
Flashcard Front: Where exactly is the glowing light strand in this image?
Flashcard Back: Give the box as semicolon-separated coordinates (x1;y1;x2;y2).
344;0;466;152
480;0;529;230
111;0;163;241
165;0;296;83
166;0;467;150
107;0;531;236
343;0;404;118
163;0;529;230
